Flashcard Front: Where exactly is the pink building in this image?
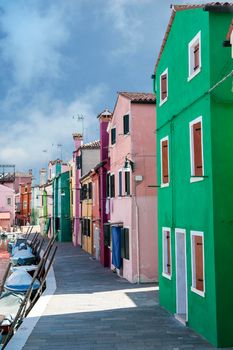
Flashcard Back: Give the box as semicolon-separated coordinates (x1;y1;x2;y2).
108;92;158;283
0;184;15;230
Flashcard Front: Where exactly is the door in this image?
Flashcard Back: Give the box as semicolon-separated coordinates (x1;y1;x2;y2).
175;229;187;321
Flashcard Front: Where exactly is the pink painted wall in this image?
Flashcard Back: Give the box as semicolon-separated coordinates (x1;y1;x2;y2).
0;184;15;228
109;94;158;283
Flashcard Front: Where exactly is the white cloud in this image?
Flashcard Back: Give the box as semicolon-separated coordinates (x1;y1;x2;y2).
0;84;107;172
0;2;70;85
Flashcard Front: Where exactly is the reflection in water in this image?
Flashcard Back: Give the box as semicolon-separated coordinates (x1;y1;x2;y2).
0;238;10;283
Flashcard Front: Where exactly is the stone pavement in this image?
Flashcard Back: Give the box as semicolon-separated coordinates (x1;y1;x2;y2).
22;243;223;350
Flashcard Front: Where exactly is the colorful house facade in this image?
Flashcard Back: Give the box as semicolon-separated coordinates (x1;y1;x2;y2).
153;3;233;347
90;165;101;260
97;109;112;267
0;184;15;230
51;160;71;242
80;171;93;254
108;92;158;283
72;138;100;246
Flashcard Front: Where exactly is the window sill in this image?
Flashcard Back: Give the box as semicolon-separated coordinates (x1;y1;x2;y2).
123;133;130;137
191;286;205;297
159;97;168;107
162;272;172;280
161;182;169;188
187;67;201;82
190;176;204;183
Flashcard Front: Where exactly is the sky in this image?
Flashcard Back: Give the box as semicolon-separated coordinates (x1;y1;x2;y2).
0;0;212;178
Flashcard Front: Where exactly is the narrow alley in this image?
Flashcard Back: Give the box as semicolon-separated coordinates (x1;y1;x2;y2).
18;243;219;350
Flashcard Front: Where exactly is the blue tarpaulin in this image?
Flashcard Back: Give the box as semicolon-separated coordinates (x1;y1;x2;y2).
112;226;122;269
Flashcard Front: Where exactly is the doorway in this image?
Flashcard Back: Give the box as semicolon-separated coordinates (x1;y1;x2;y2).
175;229;188;323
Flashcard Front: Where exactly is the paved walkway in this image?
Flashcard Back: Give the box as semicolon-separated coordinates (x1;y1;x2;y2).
22;243;222;350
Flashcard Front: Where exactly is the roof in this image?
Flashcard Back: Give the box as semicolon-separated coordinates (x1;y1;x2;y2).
226;18;233;40
97;109;112;119
80;140;100;150
154;2;233;74
118;92;156;103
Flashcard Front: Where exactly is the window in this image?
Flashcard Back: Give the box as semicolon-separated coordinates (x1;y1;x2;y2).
76;155;82;169
88;182;92;199
111;127;116;145
162;227;172;279
124;170;130;196
118;171;122;197
104;224;111;247
188;31;201;81
23;201;27;209
55;217;60;231
106;173;110;198
123;114;129;135
190;117;204;182
191;231;205;296
160;136;169;187
81;184;88;200
7;197;11;206
121;227;130;260
110;173;115;198
82;218;91;236
160;68;168;105
25;187;28;193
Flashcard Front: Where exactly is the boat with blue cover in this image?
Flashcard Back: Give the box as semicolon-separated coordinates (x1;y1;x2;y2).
4;270;40;293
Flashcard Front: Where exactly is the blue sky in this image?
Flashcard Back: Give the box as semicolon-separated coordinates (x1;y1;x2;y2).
0;0;211;176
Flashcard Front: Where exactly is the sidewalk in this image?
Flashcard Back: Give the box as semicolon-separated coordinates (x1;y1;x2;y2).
20;243;220;350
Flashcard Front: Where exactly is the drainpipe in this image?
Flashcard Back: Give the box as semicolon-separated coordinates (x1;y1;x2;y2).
134;180;140;284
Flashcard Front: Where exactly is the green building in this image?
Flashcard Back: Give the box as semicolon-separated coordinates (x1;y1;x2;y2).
153;3;233;347
52;161;71;242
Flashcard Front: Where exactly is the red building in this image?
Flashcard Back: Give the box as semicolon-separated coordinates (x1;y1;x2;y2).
17;182;32;225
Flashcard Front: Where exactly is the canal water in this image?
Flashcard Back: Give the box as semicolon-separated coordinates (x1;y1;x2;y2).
0;238;10;283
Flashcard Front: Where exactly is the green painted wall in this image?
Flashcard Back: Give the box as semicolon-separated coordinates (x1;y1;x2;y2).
155;7;233;347
53;171;71;242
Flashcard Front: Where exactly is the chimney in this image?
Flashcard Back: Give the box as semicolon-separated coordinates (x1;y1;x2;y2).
73;133;83;151
39;168;47;186
97;109;112;162
28;169;33;176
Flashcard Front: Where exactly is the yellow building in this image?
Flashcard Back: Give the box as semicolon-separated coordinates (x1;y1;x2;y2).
80;171;93;254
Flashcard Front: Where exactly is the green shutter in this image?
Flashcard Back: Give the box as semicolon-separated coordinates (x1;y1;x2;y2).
123;114;129;135
124;228;129;260
104;224;110;246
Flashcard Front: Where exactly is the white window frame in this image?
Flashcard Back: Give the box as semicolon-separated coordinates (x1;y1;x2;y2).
188;31;201;81
160;136;170;188
189;116;204;183
159;68;168;106
162;227;172;280
190;230;205;297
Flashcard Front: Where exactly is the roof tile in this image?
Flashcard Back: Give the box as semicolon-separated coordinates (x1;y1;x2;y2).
80;140;100;150
118;92;156;103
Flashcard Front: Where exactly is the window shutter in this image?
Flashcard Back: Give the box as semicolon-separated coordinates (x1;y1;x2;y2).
194;235;204;291
193;122;203;176
76;155;82;169
110;174;115;198
125;171;130;195
194;43;200;71
119;171;122;197
123;114;129;134
104;224;110;246
106;173;110;197
161;74;167;100
88;182;92;199
111;128;116;145
166;231;171;275
162;140;169;184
